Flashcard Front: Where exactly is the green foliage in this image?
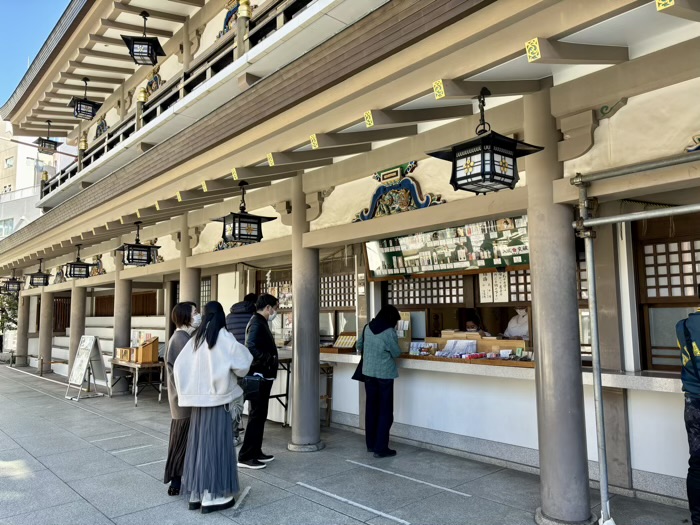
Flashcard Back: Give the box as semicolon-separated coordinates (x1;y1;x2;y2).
0;294;18;333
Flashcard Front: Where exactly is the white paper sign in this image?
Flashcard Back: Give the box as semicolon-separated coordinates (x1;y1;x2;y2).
479;273;494;303
492;272;509;303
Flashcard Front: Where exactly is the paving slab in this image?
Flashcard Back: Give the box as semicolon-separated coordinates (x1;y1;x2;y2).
13;430;92;458
112;500;235;525
68;467;173;518
0;500;114;525
0;448;47;479
37;446;132;482
0;469;81;519
232;494;364;525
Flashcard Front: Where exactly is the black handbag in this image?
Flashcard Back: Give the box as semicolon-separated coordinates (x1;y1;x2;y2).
351;325;368;382
238;374;263;401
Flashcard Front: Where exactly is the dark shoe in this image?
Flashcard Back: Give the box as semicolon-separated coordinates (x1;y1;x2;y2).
167;486;180;496
257;453;275;463
373;449;397;458
188;494;201;511
238;458;267;470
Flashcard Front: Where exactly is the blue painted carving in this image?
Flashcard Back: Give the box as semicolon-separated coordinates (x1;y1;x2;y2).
94;116;108;140
218;1;240;39
353;161;444;222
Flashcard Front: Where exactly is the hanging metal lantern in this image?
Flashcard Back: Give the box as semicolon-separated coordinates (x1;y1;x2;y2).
34;121;60;155
69;78;101;120
66;245;96;279
116;221;160;266
218;181;275;244
2;269;22;295
28;259;51;288
427;87;543;195
121;11;166;66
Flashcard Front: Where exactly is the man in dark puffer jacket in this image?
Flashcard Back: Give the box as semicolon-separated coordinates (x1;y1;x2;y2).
226;293;257;343
226;293;257;444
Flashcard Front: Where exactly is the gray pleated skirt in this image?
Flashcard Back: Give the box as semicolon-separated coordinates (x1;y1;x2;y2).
182;405;240;499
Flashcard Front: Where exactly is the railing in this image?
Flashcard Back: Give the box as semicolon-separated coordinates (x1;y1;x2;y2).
41;0;315;201
0;185;41;204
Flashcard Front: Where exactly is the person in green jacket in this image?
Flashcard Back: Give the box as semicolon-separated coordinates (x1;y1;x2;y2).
357;305;402;458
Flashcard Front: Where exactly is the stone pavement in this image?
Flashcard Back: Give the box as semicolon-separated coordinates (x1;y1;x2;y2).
0;365;691;525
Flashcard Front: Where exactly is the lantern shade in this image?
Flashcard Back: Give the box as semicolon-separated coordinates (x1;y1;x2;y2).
34;137;60;155
121;35;166;66
28;272;50;288
216;211;275;245
4;277;22;294
69;97;101;120
428;131;542;195
66;261;94;279
116;242;160;266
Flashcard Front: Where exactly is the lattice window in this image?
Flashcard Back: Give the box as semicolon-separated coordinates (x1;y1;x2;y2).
320;274;356;309
643;240;698;300
388;276;464;306
509;270;531;302
576;246;588;301
200;278;211;306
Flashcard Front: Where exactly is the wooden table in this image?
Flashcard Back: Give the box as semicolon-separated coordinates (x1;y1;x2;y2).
109;359;164;407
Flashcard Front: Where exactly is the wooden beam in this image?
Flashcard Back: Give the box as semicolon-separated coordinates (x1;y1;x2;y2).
363;106;472;128
52;82;114;94
46;92;106;103
36;100;75;109
310;125;417;149
105;220;124;230
656;0;700;22
26;118;78;126
432;78;546;100
238;72;261;89
88;34;126;47
30;111;76;119
113;2;187;23
267;143;371;166
551;35;700;119
168;0;204;6
61;72;124;85
524;37;628;65
232;159;330;179
101;19;173;38
78;49;136;63
68;60;134;75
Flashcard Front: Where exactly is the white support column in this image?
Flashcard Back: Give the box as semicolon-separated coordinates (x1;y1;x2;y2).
288;175;323;452
69;283;86;372
15;293;30;367
38;290;54;373
113;248;132;350
525;88;594;525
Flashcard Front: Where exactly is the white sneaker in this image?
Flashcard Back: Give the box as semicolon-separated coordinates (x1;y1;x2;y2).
201;490;235;514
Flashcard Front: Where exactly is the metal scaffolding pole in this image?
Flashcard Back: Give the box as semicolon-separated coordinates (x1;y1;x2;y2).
571;150;700;525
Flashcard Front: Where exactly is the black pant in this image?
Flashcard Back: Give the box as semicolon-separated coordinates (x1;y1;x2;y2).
364;377;394;453
686;396;700;524
238;379;273;462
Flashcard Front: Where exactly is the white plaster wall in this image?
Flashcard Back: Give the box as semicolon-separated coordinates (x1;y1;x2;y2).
627;389;687;478
564;77;700;178
218;271;241;313
252;205;292;239
194;222;223;254
332;362;361;415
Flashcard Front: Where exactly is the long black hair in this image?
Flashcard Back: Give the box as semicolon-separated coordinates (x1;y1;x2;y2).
193;301;226;349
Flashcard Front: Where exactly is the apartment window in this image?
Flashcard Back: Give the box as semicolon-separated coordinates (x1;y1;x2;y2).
4;157;14;169
0;219;14;237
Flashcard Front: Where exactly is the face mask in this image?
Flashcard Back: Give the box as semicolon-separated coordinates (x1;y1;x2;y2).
191;313;202;328
269;309;278;321
515;309;527;317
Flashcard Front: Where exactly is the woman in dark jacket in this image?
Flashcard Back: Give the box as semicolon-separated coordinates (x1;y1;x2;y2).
164;302;200;496
357;305;402;458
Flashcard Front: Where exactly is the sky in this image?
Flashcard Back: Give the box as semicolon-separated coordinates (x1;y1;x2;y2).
0;0;71;107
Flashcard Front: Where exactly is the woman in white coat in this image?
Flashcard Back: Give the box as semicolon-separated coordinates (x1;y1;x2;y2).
174;301;253;514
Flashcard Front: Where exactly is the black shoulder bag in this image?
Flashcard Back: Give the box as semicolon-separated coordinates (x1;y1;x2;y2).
352;325;368;382
238;318;264;400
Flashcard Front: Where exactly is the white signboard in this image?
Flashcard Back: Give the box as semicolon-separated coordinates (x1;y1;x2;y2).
65;335;107;401
492;272;510;303
479;273;493;303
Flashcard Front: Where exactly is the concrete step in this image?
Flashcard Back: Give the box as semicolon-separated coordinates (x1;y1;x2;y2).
52;348;69;361
54;335;70;347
